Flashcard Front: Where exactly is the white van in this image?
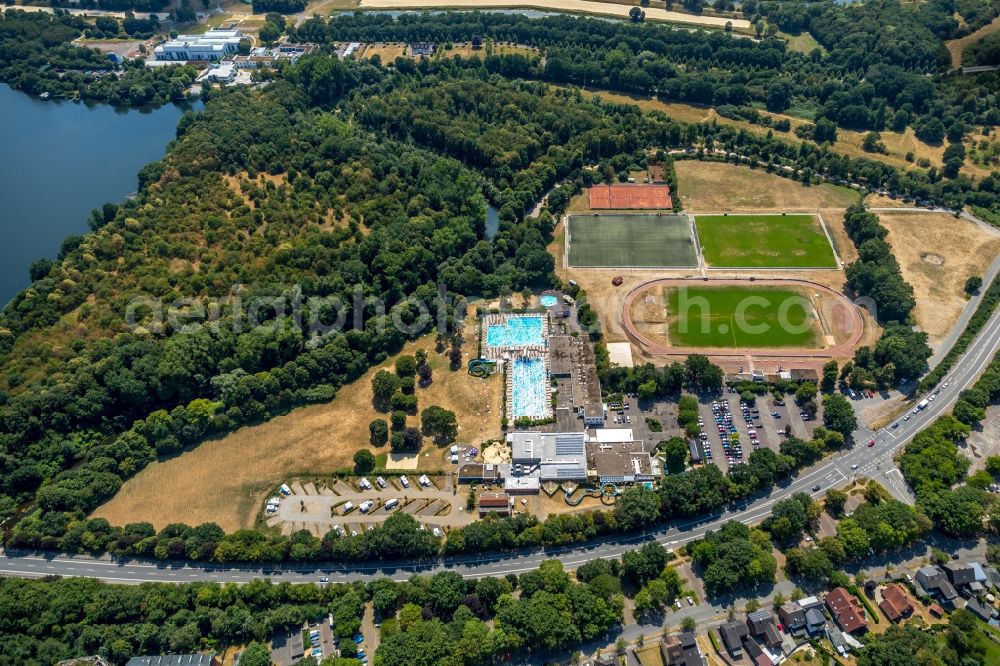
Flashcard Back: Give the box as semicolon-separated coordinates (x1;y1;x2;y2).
376;476;387;489
279;483;292;496
418;474;431;487
359;478;372;490
342;501;354;513
385;498;399;510
359;500;373;513
399;476;410;489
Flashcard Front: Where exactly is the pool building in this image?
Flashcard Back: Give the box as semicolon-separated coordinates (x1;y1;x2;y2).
500;430;660;493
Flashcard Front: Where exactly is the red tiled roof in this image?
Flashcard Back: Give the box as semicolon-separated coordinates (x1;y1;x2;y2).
826;587;869;633
588;184;672;209
879;585;914;622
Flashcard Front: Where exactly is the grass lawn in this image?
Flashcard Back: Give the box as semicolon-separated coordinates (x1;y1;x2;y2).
666;286;819;348
695;214;837;268
568;213;697;267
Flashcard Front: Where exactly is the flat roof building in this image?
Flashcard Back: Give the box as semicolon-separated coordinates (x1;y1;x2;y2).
154;29;242;62
589;443;655;484
126;656;218;666
457;463;500;483
509;431;588;481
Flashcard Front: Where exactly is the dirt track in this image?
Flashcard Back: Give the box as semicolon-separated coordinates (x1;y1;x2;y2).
622;277;866;371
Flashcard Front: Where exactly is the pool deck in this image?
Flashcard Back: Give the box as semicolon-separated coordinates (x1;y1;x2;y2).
480;312;554;420
481;313;549;360
506;352;553;420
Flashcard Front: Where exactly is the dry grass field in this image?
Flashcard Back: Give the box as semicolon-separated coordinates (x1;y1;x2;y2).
445;41;538;58
946;15;1000;67
93;335;503;531
358;43;407;61
878;210;1000;346
571;88;995;176
674;161;859;212
358;0;750;28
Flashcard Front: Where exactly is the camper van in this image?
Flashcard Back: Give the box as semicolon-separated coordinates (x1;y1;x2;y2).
359;500;374;513
279;483;292;496
342;501;354;513
418;474;431;487
385;498;400;510
375;476;387;489
399;475;410;489
358;478;372;490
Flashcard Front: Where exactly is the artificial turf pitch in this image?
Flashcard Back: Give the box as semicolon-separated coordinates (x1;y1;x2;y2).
665;286;819;348
695;214;837;268
568;214;697;268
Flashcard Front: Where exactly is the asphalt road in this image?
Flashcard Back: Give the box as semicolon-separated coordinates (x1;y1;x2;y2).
2;298;1000;586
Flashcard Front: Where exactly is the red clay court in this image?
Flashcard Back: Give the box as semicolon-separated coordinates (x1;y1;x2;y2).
588;184;672;209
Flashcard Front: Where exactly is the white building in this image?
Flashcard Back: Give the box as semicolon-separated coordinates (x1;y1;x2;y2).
155;29;243;62
508;431;588;482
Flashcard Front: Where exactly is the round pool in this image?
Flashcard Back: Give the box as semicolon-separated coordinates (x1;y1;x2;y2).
540;294;558;307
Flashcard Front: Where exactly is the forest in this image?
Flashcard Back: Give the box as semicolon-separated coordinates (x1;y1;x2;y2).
302;8;1000;142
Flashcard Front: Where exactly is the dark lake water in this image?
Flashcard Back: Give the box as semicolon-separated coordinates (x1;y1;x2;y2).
0;85;196;307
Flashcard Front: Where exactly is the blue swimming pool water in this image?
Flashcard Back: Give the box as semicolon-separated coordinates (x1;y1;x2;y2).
540;295;558;307
511;357;547;418
487;316;544;348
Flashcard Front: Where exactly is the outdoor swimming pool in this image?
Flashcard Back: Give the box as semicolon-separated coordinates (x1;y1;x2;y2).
539;294;558;307
487;316;544;348
511;357;548;418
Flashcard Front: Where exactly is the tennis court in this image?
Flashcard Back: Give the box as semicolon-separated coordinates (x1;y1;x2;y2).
568;214;697;267
588;184;673;209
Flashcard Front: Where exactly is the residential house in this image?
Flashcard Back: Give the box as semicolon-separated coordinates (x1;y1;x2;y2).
746;610;782;648
805;607;826;635
778;602;806;633
741;637;773;666
720;620;750;658
944;563;977;588
660;632;704;666
916;566;959;605
966;597;994;622
879;585;914;623
826;587;868;634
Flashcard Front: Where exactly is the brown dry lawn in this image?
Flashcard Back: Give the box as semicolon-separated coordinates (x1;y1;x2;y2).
445;42;538;58
878;210;1000;346
93;334;503;531
358;43;406;61
946;15;1000;67
674;161;859;212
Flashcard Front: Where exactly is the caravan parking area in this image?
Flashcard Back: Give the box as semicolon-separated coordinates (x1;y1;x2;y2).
265;476;474;537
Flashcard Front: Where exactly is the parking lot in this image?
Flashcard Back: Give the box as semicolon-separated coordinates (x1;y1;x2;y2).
693;390;823;470
265;476;475;536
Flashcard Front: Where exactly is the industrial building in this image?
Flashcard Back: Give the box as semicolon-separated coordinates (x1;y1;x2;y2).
154;30;242;62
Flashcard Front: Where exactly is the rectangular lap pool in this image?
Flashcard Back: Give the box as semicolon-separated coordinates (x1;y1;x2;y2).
511;357;548;419
487;316;544;348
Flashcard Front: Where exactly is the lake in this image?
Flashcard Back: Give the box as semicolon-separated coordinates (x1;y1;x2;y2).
0;85;196;307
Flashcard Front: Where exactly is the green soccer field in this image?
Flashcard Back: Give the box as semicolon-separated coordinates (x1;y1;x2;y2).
568;214;697;267
695;214;838;268
665;286;819;348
